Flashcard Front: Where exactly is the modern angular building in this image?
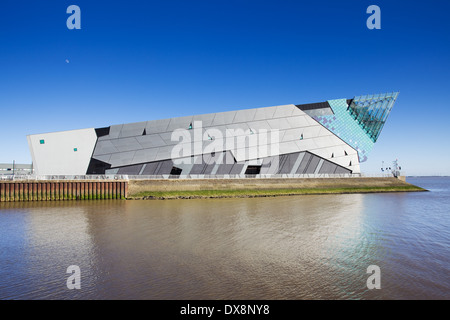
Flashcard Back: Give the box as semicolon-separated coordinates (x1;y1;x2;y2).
27;92;398;177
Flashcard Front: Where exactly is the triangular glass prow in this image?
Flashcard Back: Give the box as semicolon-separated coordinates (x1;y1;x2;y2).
347;92;399;142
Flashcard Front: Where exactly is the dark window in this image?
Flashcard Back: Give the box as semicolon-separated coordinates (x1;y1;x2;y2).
95;127;110;138
245;165;261;175
86;158;112;174
142;128;146;135
296;101;331;111
170;167;182;175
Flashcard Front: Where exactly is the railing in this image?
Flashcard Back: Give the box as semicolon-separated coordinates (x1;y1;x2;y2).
0;173;396;181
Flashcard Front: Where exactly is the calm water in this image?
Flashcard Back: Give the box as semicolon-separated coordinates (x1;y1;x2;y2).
0;177;449;300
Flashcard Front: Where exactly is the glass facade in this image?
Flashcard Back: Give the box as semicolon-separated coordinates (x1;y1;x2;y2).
312;92;399;163
348;92;399;142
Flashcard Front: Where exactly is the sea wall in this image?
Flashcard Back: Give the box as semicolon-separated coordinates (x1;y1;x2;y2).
0;180;128;202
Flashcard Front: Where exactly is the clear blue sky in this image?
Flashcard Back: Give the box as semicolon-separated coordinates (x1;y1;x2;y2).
1;0;449;175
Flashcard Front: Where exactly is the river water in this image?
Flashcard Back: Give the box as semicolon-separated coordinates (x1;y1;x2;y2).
0;177;449;300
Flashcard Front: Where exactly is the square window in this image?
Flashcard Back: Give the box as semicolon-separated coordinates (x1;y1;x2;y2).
74;148;78;152
39;139;45;144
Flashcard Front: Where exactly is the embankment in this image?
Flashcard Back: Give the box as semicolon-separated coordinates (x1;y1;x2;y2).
127;177;426;200
0;177;426;202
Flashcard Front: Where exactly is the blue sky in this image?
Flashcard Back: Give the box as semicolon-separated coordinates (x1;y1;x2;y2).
1;0;449;175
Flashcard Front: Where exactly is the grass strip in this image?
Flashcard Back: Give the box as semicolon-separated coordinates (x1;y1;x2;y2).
129;185;426;200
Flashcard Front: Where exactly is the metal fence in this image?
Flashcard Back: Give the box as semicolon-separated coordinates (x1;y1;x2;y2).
1;173;396;181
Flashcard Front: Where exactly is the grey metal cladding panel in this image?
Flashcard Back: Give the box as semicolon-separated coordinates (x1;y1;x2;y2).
274;155;285;174
204;125;227;138
166;115;194;132
304;155;321;174
141;161;160;175
317;161;330;174
272;105;295;118
260;155;284;174
276;154;287;173
246;120;272;131
281;128;304;142
233;108;257;123
229;163;244;174
192;155;203;164
261;156;274;167
119;121;147;138
211;111;237;126
155;160;174;175
155;145;175;161
224;150;236;163
117;164;143;175
260;157;272;174
296;153;312;174
93;140;119;156
267;156;282;174
192;113;217;127
203;163;215;174
135;134;166;148
158;132;181;146
334;166;351;174
101;124;123;140
286;115;310;129
190;163;207;174
267;118;292;131
318;161;338;174
145;118;171;135
253;106;277;121
132;148;158;164
202;153;212;164
105;168;119;175
215;163;234;175
92;154;112;164
314;159;324;174
279;141;301;156
278;153;300;174
110;137;143;153
225;122;251;133
109;151;136;167
290;152;305;174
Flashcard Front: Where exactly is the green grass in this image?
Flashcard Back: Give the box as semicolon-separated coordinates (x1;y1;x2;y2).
129;185;426;200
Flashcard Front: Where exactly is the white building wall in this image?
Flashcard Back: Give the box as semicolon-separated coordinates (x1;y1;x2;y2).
27;128;97;175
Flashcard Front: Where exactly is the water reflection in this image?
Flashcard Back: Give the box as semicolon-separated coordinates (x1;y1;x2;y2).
0;178;449;299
